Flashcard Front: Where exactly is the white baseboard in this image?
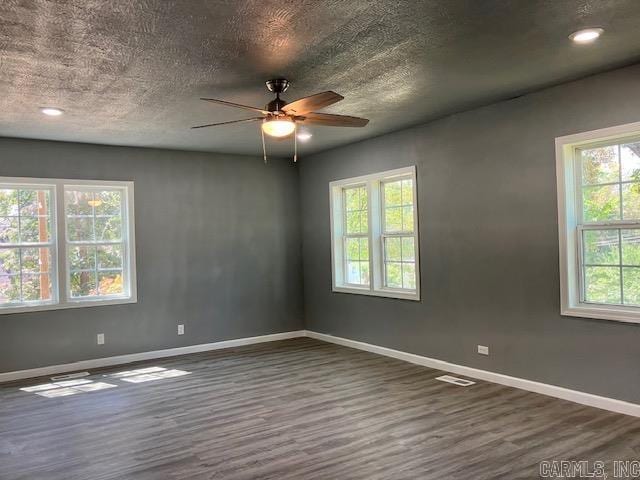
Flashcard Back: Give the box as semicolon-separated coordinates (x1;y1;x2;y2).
0;330;306;383
304;330;640;418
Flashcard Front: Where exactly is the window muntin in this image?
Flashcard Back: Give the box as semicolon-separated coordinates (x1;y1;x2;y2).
0;186;56;307
382;178;416;290
330;166;419;301
65;188;128;299
577;141;640;307
0;177;135;313
342;185;370;286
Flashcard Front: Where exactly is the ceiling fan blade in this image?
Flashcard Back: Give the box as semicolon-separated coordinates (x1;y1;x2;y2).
297;112;369;127
282;91;344;115
191;117;263;129
200;98;269;115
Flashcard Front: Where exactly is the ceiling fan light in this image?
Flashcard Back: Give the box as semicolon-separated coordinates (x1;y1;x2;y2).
569;28;603;43
262;118;295;137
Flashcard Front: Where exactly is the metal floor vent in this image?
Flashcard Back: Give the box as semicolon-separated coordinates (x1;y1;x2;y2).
436;375;475;387
51;372;90;381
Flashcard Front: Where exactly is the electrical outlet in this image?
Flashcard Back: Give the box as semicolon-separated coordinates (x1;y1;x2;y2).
477;345;489;356
97;333;105;345
178;324;184;335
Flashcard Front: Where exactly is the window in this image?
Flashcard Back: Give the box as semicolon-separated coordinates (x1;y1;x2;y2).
0;177;136;313
0;186;56;307
330;166;419;300
557;121;640;323
343;185;370;286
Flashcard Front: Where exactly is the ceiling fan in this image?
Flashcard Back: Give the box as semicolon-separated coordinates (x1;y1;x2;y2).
192;79;369;162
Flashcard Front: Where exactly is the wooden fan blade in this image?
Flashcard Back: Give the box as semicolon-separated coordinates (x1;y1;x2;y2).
191;117;263;129
200;98;269;115
282;91;344;115
296;112;369;127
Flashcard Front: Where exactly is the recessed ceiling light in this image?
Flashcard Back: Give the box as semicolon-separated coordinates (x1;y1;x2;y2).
40;107;64;116
569;28;604;44
297;131;312;141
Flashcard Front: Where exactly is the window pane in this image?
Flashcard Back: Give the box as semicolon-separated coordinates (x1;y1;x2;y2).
384;181;402;207
402;206;414;232
0;217;19;244
69;246;96;271
346;238;360;261
65;190;93;216
360;262;370;285
95;191;122;216
359;211;368;234
21;248;51;273
0;248;20;275
20;217;51;243
346;261;361;284
344;187;360;211
385;262;402;288
98;245;123;269
582;230;619;265
98;271;124;295
345;211;361;234
582;184;620;222
402;237;415;262
584;266;621;304
402;179;414;205
70;271;97;298
67;217;94;242
385;237;401;261
0;275;20;303
19;190;50;216
403;263;416;290
95;216;122;241
622;183;640;220
385;207;403;232
21;273;52;301
581;146;619;185
623;267;640;305
0;189;19;216
358;237;369;261
621;142;640;181
622;229;640;266
359;188;368;210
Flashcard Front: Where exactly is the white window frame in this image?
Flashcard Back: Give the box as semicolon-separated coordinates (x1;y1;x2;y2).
330;166;420;301
341;183;370;288
0;177;136;314
556;121;640;324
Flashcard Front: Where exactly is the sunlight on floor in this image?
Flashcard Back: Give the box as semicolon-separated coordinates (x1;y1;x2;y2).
19;366;192;398
20;379;117;397
107;366;191;383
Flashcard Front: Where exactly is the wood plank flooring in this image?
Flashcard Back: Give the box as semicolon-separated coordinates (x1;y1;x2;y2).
1;337;639;479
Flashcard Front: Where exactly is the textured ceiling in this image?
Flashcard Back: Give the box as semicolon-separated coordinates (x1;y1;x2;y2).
1;0;640;157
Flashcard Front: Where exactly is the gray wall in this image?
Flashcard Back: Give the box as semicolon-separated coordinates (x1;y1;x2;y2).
0;138;303;373
299;63;640;404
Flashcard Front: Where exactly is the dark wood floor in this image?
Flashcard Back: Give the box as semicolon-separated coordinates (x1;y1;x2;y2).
1;338;639;480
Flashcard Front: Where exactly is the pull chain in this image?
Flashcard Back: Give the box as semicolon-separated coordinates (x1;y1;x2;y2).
293;122;298;163
261;126;267;164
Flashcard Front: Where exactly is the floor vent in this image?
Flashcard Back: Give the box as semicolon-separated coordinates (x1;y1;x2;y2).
436;375;475;387
51;372;90;381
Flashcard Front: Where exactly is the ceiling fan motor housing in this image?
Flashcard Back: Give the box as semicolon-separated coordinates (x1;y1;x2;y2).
265;78;290;94
265;79;290;112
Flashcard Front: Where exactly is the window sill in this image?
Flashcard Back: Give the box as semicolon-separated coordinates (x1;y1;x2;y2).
562;304;640;324
0;296;137;315
333;285;420;301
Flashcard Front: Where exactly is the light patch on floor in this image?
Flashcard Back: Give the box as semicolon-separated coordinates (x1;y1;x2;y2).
18;366;192;398
435;375;476;386
20;379;118;398
108;367;191;383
